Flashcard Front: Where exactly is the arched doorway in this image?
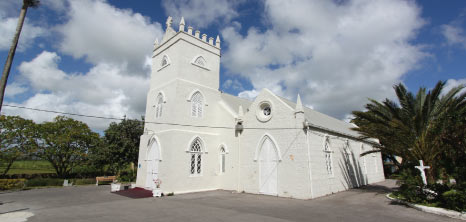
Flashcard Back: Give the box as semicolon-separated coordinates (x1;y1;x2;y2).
145;138;160;189
259;136;278;195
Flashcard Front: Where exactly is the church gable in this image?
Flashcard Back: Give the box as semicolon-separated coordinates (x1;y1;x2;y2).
242;88;296;127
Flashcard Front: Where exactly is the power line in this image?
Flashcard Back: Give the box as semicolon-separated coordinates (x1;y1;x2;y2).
3;104;378;144
2;104;298;130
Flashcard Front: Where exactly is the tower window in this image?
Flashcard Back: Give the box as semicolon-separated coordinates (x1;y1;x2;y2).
155;93;163;118
161;55;169;67
191;91;204;118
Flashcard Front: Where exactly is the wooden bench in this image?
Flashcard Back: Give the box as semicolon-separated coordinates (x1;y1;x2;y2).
96;176;116;186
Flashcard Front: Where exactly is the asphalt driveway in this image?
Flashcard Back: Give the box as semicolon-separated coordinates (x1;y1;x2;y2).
0;179;461;222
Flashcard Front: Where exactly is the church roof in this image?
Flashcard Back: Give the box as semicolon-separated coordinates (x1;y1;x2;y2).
277;96;361;138
220;90;368;141
220;92;252;115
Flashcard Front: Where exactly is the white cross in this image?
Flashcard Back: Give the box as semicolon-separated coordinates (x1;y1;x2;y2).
415;160;430;185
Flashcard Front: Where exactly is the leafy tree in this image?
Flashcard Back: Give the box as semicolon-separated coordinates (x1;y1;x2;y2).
104;118;144;173
35;116;100;178
0;0;40;112
351;81;465;183
0;115;36;176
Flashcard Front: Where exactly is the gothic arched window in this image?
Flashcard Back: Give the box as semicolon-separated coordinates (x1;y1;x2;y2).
220;146;226;174
161;55;169;67
191;91;203;118
360;144;367;174
190;138;203;175
323;136;333;176
155;93;164;118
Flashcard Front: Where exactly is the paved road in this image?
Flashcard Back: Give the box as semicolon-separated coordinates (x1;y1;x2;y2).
0;180;461;222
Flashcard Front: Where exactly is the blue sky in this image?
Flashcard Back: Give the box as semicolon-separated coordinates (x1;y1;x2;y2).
1;0;465;130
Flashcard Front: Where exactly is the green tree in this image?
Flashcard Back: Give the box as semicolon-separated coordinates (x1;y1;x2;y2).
35;116;100;178
351;81;465;183
0;115;36;176
104;118;144;173
0;0;40;112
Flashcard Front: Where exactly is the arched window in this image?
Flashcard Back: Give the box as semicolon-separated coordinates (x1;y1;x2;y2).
191;91;203;118
344;140;353;176
161;55;169;67
189;138;203;175
360;144;367;174
220;146;226;174
155;93;163;118
194;56;206;67
372;148;378;173
323;136;333;176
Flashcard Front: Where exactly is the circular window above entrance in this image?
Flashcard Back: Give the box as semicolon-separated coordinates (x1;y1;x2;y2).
256;101;273;122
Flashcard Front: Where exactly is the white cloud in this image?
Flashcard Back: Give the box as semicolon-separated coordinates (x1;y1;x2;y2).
0;14;46;51
5;82;27;98
441;24;466;48
238;89;258;101
42;0;68;12
3;51;149;130
222;78;244;91
223;0;426;119
443;78;466;96
56;0;163;76
162;0;241;28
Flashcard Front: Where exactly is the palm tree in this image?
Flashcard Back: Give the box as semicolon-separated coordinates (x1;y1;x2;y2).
351;81;465;183
0;0;40;112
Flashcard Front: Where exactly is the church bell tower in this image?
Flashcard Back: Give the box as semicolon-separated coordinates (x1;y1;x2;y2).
150;16;221;91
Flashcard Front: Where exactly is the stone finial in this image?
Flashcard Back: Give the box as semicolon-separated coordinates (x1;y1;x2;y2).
208;37;214;45
153;38;159;48
215;35;221;48
179;17;185;32
202;34;207;42
295;94;304;114
238;105;244;123
195;30;200;38
166;16;173;29
187;26;193;35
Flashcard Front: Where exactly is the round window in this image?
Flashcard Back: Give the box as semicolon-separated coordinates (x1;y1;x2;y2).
256;101;272;122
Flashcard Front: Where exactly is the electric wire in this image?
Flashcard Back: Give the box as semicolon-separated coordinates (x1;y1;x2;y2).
3;104;377;145
3;104;296;130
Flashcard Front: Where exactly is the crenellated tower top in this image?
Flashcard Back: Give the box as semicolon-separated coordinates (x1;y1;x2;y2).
156;16;221;51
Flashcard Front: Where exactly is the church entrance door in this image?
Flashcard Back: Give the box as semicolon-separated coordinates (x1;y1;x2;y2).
259;136;278;195
145;139;160;190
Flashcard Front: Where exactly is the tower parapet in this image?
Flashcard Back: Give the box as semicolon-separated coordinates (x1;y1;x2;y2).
156;16;221;50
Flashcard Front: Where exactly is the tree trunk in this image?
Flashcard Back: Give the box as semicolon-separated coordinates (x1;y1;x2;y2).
1;158;17;176
0;4;28;112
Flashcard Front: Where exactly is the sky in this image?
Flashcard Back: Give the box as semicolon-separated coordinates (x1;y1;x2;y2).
1;0;465;131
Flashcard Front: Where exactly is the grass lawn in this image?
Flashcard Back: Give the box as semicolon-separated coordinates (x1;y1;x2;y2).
0;160;55;175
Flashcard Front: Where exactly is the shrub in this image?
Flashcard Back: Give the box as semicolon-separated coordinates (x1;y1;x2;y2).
117;170;136;183
0;179;26;190
72;178;96;185
440;189;466;212
25;178;63;187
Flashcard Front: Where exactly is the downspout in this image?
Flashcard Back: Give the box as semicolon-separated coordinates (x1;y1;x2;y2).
237;130;241;192
305;124;314;198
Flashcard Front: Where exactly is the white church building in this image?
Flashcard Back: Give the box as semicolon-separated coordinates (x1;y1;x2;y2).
135;17;385;199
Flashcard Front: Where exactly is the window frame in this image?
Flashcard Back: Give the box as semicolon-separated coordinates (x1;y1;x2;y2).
323;136;334;177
